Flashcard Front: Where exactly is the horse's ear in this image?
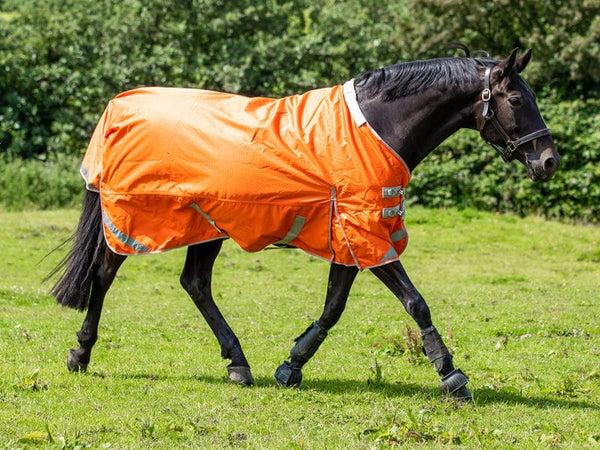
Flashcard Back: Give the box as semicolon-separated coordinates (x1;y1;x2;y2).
494;48;519;80
515;48;532;73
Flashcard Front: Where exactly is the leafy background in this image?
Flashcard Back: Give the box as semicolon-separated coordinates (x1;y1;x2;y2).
1;0;599;221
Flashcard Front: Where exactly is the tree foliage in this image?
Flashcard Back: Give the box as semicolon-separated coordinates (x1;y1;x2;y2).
1;0;598;220
403;0;600;95
0;0;409;158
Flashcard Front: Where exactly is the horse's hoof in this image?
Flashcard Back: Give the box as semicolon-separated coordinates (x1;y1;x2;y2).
227;365;254;386
440;368;471;401
66;349;88;372
274;361;302;387
451;386;473;401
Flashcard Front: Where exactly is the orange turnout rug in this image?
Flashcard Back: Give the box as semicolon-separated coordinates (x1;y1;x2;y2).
81;81;410;269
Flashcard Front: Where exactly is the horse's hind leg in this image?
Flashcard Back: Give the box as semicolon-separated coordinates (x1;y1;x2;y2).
275;263;359;387
180;240;253;386
371;261;471;400
68;249;126;372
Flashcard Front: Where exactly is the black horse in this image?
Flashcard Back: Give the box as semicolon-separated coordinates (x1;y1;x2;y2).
49;49;559;400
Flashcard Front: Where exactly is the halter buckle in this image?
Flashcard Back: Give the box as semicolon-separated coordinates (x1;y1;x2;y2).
481;88;491;102
501;142;518;162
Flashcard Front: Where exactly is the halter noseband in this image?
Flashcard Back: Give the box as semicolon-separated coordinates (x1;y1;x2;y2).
481;66;551;162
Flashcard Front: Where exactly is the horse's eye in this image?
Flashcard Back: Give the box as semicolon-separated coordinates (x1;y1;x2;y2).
508;97;523;108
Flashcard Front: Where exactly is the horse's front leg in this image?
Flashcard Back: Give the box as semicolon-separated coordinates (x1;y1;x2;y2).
371;261;471;401
275;263;359;387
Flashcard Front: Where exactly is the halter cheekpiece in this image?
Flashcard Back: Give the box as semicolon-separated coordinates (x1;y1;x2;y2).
480;66;551;162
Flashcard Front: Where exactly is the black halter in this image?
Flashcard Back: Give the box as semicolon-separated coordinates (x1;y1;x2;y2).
480;66;552;162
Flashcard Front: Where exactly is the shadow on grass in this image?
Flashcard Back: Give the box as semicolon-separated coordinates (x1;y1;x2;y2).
472;386;598;410
254;375;439;398
283;378;599;411
88;370;598;411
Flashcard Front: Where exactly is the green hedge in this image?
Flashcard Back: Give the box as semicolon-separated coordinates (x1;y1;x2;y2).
0;155;83;211
1;0;599;221
408;97;600;223
0;0;409;159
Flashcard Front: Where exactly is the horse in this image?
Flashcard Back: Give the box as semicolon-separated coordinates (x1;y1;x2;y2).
48;48;559;401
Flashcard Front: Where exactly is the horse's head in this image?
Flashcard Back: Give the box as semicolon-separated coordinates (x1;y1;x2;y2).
475;49;560;182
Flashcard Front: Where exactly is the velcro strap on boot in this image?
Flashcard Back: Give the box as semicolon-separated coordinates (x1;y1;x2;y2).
421;326;452;372
290;321;328;365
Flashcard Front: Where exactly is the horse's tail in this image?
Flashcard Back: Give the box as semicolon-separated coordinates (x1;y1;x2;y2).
47;190;106;311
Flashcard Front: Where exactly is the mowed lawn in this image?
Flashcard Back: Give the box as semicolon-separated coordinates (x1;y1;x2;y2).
0;207;598;448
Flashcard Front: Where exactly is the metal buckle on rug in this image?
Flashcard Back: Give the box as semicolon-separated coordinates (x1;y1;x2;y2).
382;185;404;198
382;201;406;219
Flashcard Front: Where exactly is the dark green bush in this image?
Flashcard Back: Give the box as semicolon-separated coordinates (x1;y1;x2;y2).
408;97;600;222
403;0;600;96
0;0;408;159
0;0;598;220
0;155;83;210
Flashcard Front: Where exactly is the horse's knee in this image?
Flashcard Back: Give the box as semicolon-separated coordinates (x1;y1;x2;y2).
179;272;193;294
95;251;125;287
180;242;221;298
180;272;209;302
405;295;432;328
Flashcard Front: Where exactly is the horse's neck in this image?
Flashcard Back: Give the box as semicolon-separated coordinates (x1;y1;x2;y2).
357;86;479;172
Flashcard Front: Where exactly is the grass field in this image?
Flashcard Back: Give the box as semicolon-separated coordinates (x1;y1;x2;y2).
1;207;599;448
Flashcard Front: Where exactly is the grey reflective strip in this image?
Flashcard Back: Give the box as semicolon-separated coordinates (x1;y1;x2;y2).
390;229;406;242
80;164;99;190
80;163;89;181
190;203;223;232
343;79;367;127
103;212;150;252
275;215;306;245
382;185;404;198
380;245;398;262
382;203;406;219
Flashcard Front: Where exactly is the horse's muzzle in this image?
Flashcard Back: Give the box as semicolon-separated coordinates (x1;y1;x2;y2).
526;151;560;182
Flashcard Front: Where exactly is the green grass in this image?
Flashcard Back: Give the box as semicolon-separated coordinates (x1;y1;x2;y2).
1;207;599;448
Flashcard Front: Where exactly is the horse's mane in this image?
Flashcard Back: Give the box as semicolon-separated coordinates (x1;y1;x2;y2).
355;57;495;102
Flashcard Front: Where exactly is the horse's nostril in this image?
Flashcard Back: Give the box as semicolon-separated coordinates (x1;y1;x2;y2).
544;157;557;172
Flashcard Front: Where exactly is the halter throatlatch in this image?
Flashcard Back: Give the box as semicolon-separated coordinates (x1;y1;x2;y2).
481;67;552;163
